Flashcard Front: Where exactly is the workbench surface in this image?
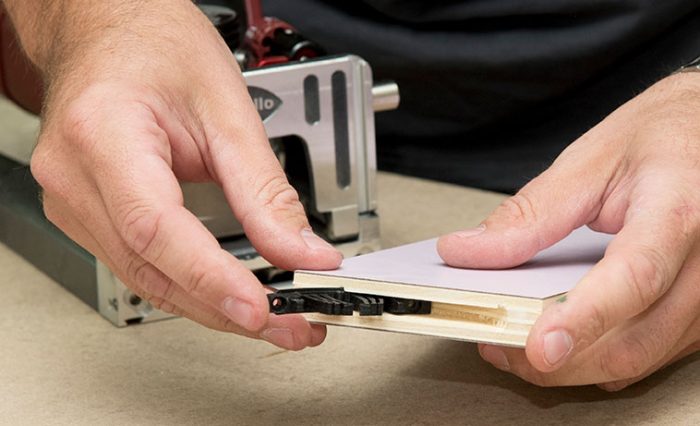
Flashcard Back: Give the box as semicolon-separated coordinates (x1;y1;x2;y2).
2;97;699;425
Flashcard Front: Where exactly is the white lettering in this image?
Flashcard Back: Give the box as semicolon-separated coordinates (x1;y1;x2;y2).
253;97;278;111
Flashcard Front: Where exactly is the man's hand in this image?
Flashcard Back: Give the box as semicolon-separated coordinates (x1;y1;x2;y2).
438;72;700;390
3;0;342;349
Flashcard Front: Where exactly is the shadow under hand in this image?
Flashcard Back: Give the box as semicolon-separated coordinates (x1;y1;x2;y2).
402;340;700;409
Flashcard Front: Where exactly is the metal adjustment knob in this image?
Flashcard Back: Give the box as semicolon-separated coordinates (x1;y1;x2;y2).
372;81;400;112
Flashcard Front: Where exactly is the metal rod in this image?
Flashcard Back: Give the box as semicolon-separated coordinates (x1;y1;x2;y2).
245;0;264;30
372;81;400;112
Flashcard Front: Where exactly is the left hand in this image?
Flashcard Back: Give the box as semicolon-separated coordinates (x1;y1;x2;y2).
437;71;700;391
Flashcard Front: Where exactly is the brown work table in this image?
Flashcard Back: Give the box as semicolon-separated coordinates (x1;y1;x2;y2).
2;97;699;425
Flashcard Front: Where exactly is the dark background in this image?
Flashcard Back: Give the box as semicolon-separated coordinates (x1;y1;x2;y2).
209;0;700;192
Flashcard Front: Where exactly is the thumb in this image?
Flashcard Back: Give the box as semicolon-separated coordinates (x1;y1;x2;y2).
209;119;343;272
437;164;608;269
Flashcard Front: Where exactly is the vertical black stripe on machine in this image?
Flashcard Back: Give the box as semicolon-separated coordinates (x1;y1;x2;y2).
303;75;320;124
331;71;351;189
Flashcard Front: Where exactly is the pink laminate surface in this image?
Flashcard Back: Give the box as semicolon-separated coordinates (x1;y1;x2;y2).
303;227;613;299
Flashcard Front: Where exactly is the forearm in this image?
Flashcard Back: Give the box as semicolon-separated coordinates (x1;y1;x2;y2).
1;0;204;80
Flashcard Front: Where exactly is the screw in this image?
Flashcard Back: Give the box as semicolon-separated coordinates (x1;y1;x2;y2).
129;294;142;306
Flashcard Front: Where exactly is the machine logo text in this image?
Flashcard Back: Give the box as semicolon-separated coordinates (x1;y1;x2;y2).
247;86;282;121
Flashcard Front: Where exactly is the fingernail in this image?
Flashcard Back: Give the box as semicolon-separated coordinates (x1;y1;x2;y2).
309;325;327;346
543;329;573;366
301;228;336;251
481;345;510;371
453;224;486;238
223;297;256;330
261;328;296;349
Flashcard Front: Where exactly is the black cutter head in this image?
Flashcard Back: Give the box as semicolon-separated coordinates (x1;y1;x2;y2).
268;287;431;316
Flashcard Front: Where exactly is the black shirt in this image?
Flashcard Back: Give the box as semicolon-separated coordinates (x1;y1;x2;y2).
265;1;700;192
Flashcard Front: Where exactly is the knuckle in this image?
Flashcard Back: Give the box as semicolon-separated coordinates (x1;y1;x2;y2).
123;255;173;299
29;144;54;190
51;98;106;159
495;193;539;227
58;91;106;146
30;141;68;197
185;261;217;297
125;256;151;287
617;247;671;311
254;173;302;214
119;203;163;256
63;104;96;142
181;251;237;301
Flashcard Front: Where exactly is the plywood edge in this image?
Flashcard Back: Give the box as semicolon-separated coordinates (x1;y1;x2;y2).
429;302;532;329
293;272;546;313
304;311;529;348
292;272;550;346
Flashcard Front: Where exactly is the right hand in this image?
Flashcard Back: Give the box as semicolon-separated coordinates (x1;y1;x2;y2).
29;1;342;349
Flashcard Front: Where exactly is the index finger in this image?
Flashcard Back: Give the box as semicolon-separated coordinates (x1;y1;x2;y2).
89;121;270;332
